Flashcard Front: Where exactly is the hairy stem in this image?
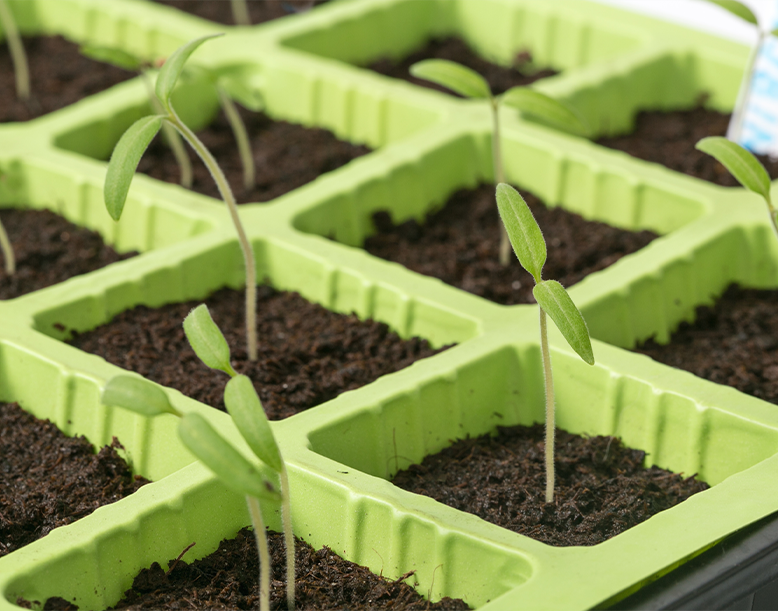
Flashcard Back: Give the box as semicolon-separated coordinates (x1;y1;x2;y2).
492;99;511;266
166;108;258;361
539;307;556;503
218;85;255;192
280;465;296;611
727;30;765;143
141;72;192;188
0;216;15;274
230;0;251;25
0;0;30;100
246;496;270;611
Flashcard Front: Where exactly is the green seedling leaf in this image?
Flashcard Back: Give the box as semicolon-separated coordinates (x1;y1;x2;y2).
533;280;594;365
156;33;223;111
696;137;772;201
183;304;237;376
495;183;546;282
179;412;281;503
224;375;283;473
502;87;589;136
104;115;163;221
102;375;181;417
410;59;491;99
705;0;758;25
80;45;144;71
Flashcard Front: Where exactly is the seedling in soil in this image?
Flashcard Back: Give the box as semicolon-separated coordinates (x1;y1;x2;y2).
495;182;594;503
0;214;14;274
101;304;296;611
410;59;589;266
704;0;778;142
104;34;260;361
697;136;777;241
231;0;251;25
0;0;29;100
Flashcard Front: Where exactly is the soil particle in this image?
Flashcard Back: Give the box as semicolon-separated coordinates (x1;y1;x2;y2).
105;528;469;610
595;105;778;186
367;37;558;96
392;424;709;547
0;208;135;300
363;184;658;306
0;36;133;123
0;402;149;557
636;283;778;404
154;0;326;26
67;285;446;419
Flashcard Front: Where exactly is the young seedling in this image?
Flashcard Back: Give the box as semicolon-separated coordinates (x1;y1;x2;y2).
410;59;589;266
0;214;14;274
704;0;778;142
697;136;777;242
495;182;594;503
104;34;260;362
0;0;30;100
101;304;295;611
231;0;251;25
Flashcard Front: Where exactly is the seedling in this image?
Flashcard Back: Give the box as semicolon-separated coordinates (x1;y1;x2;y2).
704;0;778;143
410;59;589;266
101;304;295;611
231;0;251;25
697;136;777;242
0;214;14;274
0;0;29;100
495;182;594;503
104;34;260;361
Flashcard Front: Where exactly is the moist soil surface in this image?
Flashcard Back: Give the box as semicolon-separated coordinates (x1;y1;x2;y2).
97;528;470;610
636;283;778;404
0;36;133;123
0;401;149;558
154;0;326;26
0;208;135;300
67;286;445;419
364;184;658;306
136;106;371;204
392;424;709;547
595;106;778;186
368;37;558;96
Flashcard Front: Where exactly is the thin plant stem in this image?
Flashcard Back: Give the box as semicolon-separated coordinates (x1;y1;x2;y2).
141;72;192;188
166;108;258;361
280;465;296;611
728;30;765;143
218;85;255;192
491;98;511;266
765;193;778;244
0;216;15;274
0;0;29;100
246;496;270;611
539;307;556;503
231;0;251;25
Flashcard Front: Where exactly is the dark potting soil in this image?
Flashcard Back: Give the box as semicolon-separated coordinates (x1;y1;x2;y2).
154;0;326;26
98;528;470;610
363;184;658;306
0;402;149;558
636;283;778;405
0;208;135;300
368;37;558;96
66;285;446;419
392;424;709;547
136;105;372;204
0;36;133;123
595;106;778;187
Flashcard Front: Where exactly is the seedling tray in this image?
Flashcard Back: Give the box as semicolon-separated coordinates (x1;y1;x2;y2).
1;0;777;609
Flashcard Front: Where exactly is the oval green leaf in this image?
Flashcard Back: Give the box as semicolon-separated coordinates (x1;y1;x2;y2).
224;375;283;473
501;88;589;136
156;33;223;111
80;45;144;71
102;375;180;417
183;304;236;376
533;280;594;365
409;59;491;99
705;0;758;25
696;137;771;201
495;183;546;282
178;412;281;503
104;115;162;221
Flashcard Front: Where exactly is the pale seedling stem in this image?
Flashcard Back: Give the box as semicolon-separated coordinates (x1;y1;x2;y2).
0;0;29;100
539;308;555;502
279;465;295;611
0;217;15;274
231;0;251;26
246;495;271;611
218;85;256;191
